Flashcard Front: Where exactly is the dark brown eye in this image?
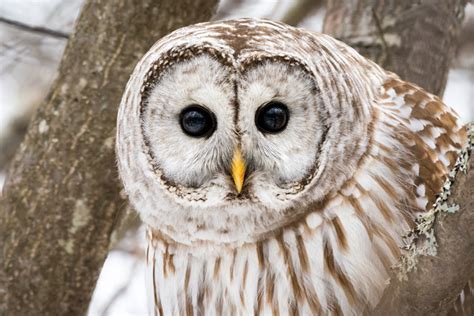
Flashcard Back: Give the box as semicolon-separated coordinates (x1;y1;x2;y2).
255;101;289;134
179;105;216;137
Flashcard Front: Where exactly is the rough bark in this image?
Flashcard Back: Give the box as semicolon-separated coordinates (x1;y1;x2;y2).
323;0;468;97
324;1;473;315
0;0;218;315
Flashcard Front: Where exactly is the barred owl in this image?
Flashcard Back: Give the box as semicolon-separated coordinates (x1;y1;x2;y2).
116;19;467;315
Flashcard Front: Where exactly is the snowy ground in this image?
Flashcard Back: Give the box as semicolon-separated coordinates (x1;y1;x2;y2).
88;250;148;316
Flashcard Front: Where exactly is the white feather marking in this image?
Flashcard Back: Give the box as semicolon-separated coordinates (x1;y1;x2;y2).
306;213;324;229
416;184;425;197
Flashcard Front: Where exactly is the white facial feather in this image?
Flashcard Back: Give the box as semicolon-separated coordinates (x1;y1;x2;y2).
238;62;321;183
144;55;235;187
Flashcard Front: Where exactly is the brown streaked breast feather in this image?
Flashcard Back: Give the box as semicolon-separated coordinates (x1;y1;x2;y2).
184;259;193;316
276;234;303;303
213;257;221;279
295;232;311;273
152;248;163;316
331;217;348;252
323;236;357;306
241;260;248;306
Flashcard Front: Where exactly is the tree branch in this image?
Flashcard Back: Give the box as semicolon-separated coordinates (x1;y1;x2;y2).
323;0;468;97
0;0;218;314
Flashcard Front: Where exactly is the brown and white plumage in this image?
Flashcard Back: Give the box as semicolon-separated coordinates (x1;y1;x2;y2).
116;19;467;315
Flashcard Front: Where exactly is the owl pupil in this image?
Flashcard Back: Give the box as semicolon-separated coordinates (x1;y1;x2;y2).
255;101;289;134
179;105;216;137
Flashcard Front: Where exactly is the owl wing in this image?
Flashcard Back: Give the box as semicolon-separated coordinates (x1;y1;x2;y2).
380;76;467;211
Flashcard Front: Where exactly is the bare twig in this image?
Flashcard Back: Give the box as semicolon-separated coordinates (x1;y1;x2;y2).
371;8;391;66
0;16;69;39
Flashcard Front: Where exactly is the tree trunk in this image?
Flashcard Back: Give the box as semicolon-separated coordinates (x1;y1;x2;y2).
323;0;467;97
0;0;218;315
324;1;473;315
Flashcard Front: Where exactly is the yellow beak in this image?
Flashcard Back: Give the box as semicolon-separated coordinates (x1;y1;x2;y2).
231;147;246;193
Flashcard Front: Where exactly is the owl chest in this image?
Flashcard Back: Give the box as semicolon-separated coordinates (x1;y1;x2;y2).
149;250;307;315
147;224;398;316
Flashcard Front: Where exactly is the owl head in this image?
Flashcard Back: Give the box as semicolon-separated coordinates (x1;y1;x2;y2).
116;18;387;246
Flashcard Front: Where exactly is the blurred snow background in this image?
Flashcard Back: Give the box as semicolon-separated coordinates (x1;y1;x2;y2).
0;1;472;315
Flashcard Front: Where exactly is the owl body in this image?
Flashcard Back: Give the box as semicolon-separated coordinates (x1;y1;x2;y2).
116;19;467;315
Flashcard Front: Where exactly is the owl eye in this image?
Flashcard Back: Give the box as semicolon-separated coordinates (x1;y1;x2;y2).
179;105;216;137
255;101;289;134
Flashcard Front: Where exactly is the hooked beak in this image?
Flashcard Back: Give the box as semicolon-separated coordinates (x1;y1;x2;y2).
230;147;246;194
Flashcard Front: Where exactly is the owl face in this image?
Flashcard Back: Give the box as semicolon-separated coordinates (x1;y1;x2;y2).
142;54;324;200
117;19;385;245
